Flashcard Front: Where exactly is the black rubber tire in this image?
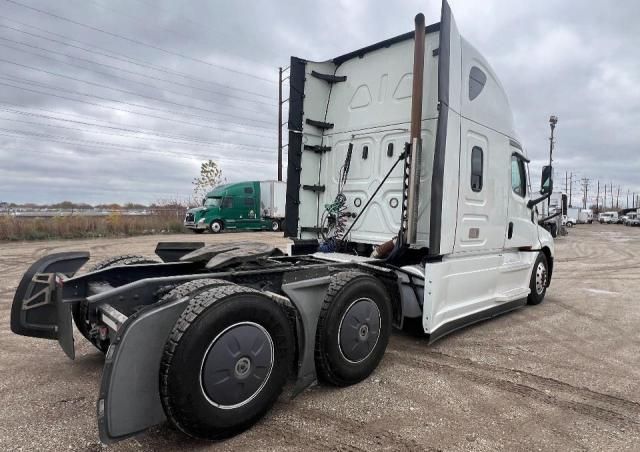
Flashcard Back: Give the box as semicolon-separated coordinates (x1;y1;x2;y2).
209;220;223;234
88;254;158;272
160;285;293;440
271;220;280;232
314;271;392;387
157;278;233;304
527;252;548;305
72;254;159;353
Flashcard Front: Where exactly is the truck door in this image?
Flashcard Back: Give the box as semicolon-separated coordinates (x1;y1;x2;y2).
506;153;536;248
240;195;261;229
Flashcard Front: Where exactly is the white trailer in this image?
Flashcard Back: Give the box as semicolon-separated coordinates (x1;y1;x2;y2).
566;207;580;227
579;208;593;224
259;180;286;220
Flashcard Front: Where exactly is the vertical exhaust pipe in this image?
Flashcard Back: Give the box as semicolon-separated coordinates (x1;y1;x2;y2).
405;13;426;245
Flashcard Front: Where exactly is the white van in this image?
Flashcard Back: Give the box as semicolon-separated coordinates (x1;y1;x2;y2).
599;211;619;224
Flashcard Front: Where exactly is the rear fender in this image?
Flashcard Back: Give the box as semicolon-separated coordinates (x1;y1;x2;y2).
98;294;191;443
10;252;89;341
154;241;204;262
280;268;331;394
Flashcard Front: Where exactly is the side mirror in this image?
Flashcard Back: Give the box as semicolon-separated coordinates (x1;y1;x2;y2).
540;165;553;195
202;198;206;206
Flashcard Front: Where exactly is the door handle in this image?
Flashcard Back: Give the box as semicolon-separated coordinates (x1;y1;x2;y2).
508;222;514;239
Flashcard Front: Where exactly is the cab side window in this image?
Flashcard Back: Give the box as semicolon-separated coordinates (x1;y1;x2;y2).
511;155;526;197
471;146;483;192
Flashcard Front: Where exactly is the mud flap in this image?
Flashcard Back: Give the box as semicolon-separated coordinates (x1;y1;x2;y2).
98;295;191;443
281;270;331;395
10;252;89;358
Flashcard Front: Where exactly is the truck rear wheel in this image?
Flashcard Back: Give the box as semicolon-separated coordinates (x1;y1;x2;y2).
160;285;293;440
270;219;280;231
315;271;392;387
73;255;159;353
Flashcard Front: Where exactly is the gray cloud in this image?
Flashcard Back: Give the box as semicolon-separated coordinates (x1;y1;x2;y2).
0;0;638;207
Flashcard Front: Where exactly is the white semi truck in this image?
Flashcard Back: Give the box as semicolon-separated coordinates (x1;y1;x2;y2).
10;2;554;444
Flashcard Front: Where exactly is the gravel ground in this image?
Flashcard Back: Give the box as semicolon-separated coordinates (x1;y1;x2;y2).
1;225;639;451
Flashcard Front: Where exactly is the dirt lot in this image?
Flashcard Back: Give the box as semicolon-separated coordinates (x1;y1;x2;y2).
1;225;639;451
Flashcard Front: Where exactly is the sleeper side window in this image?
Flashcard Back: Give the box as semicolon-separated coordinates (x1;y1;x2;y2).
471;146;483;192
222;197;233;208
511;155;527;197
469;66;487;101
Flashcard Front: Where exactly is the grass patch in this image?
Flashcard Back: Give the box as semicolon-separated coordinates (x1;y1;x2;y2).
0;211;186;241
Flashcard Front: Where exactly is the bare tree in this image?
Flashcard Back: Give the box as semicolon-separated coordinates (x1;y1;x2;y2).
192;160;223;203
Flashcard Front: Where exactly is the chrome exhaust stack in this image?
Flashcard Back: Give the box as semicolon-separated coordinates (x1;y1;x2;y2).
405;13;426;245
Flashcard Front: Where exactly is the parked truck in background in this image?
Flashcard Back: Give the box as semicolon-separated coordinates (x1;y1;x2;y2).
624;211;639;226
9;2;555;444
184;180;286;233
565;207;579;227
599;211;620;224
540;191;566;237
578;208;593;224
566;207;593;226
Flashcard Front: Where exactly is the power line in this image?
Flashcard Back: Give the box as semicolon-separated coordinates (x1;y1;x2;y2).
0;115;281;153
0;105;276;146
0;100;276;140
3;0;278;84
0;81;275;134
0;128;276;164
0;50;274;121
81;0;198;44
131;0;215;35
0;29;277;108
0;76;274;130
0;17;275;100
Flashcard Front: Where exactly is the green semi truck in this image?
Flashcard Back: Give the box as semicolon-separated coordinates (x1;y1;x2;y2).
184;180;286;233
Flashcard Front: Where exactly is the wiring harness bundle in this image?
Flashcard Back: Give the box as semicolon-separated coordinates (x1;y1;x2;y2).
319;144;353;252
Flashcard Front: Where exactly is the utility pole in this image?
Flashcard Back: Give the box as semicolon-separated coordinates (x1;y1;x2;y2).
627;189;630;209
596;180;600;212
581;178;590;209
604;184;607;209
277;67;283;182
616;186;621;209
569;172;573;207
548;115;558;212
611;182;614;209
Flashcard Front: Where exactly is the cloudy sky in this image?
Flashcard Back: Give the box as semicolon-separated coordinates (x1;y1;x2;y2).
0;0;638;208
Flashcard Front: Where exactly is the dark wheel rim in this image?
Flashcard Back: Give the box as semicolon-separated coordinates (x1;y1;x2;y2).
200;322;274;409
338;298;381;363
535;261;547;295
